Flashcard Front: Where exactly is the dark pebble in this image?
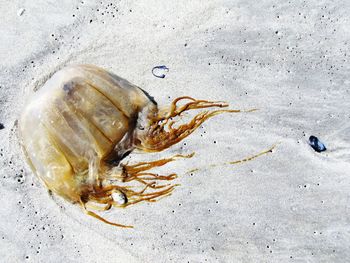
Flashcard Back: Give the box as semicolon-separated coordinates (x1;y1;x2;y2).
309;135;326;152
0;123;4;130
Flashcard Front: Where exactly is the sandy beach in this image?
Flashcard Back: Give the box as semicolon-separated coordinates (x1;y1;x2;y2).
0;0;349;262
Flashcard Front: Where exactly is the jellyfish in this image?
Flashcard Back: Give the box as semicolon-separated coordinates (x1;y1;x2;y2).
19;64;255;228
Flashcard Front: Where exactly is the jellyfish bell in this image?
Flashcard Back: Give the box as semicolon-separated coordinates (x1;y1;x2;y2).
21;66;153;199
19;64;238;227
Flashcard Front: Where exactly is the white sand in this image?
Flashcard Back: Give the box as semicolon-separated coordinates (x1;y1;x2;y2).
1;0;349;262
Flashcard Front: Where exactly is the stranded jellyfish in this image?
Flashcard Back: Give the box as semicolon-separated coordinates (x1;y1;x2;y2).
19;65;253;228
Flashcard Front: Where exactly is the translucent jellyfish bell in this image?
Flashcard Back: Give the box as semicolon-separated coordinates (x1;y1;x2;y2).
19;64;237;227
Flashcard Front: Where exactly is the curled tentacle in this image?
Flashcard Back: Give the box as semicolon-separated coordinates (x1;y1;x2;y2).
80;153;193;227
137;96;256;152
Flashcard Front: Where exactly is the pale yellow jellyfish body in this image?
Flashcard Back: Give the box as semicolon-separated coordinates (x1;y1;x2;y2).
20;65;238;227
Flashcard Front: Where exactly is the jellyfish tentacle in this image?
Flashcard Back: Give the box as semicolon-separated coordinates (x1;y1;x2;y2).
81;182;173;224
122;153;194;174
84;150;183;216
131;172;177;181
104;157;181;182
228;144;277;165
80;199;133;228
123;185;177;207
81;153;195;227
85;201;112;211
138;97;257;152
166;96;228;119
134;178;171;189
87;195;112;203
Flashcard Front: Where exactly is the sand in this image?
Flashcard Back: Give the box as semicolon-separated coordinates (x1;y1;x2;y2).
0;0;349;262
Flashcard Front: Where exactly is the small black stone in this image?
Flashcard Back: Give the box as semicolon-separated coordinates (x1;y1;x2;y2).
309;135;326;152
0;123;4;130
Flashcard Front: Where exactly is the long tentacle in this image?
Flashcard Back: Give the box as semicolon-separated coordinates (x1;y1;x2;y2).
138;97;256;152
227;144;277;165
80;199;133;228
81;153;193;227
122;153;194;175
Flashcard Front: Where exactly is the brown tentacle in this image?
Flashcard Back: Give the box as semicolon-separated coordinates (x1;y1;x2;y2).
122;153;194;175
80;199;133;228
79;153;193;227
227;144;277;165
85;202;112;211
138;97;256;152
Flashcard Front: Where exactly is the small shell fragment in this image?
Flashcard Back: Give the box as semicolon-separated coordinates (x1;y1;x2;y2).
152;65;169;78
111;191;127;205
17;8;25;16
